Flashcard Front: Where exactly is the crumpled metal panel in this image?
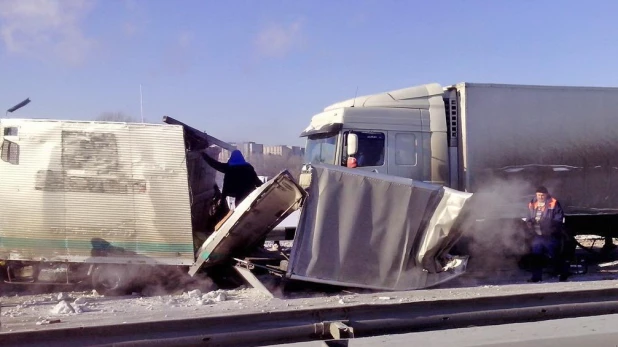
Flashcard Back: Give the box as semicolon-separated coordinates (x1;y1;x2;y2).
189;170;306;276
287;164;472;291
0;119;195;265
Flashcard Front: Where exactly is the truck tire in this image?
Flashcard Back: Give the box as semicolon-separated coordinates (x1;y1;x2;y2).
91;265;131;296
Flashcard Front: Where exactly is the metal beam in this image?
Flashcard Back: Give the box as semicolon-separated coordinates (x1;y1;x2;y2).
162;116;236;152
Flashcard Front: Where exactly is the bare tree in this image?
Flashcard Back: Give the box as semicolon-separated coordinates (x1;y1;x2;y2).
96;112;138;123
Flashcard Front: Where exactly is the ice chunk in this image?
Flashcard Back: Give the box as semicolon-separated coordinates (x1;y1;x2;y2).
51;301;75;315
187;289;202;298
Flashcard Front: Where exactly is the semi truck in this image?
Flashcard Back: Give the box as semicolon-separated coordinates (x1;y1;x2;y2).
300;82;618;238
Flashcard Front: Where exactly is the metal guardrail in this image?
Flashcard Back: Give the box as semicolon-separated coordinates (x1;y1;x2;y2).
3;287;618;347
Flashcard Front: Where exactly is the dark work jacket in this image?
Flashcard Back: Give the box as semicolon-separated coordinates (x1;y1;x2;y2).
527;197;564;237
202;153;263;204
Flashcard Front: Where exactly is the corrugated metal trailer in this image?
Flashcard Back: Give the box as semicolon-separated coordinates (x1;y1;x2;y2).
0;118;225;294
0;119;196;264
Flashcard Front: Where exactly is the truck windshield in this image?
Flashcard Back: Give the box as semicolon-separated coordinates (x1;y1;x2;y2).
304;132;338;165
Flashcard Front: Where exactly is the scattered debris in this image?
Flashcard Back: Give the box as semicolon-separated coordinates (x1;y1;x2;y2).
197;299;214;306
598;260;618;268
201;290;228;302
36;318;61;325
51;301;76;315
1;307;25;318
74;297;88;306
185;289;202;299
57;293;70;301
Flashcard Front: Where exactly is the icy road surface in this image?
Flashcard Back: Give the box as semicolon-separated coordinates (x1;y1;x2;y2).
3;274;618;334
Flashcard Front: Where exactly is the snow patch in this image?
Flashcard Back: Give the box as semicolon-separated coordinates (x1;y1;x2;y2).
74;297;88;306
51;301;76;315
202;290;227;302
197;299;214;306
182;289;202;300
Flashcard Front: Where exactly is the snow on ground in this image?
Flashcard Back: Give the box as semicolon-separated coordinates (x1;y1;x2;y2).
3;239;618;334
3;273;618;334
0;285;274;332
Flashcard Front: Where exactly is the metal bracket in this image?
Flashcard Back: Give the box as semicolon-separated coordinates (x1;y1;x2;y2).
233;258;255;270
232;265;275;299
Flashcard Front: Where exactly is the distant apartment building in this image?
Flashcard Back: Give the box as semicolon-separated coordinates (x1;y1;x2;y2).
217;142;304;162
218;142;235;162
263;145;292;157
241;142;264;159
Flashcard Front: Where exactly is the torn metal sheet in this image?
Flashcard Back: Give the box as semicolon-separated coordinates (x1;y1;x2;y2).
189;170;306;276
287;164;472;291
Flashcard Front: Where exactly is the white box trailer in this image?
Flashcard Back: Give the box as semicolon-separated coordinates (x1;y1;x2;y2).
0;119;197;266
301;82;618;226
451;83;618;218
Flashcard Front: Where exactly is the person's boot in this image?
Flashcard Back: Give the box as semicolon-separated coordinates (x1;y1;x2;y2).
528;255;543;282
558;261;571;282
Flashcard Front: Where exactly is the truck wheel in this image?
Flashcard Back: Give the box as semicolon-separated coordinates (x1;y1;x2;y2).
91;265;131;296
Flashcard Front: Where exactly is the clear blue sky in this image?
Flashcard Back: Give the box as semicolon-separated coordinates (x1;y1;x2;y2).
1;0;618;146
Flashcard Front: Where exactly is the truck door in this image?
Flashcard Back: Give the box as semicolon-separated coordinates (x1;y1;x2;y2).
342;130;387;174
386;131;422;180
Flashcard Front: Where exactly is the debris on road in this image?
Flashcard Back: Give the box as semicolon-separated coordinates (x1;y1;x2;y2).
35;318;61;326
50;301;80;315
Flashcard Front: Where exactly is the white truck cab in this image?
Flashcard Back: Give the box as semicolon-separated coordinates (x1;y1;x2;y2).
301;83;451;187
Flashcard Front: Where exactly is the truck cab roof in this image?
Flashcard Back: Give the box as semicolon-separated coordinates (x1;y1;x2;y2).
322;83;444;111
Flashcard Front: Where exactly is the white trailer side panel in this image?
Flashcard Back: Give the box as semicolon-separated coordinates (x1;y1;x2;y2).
459;83;618;215
0;119;195;265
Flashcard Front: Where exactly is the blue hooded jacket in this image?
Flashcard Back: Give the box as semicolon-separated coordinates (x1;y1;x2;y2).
227;150;248;166
202;150;262;203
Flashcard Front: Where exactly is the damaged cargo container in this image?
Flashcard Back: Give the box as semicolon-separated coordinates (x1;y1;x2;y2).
191;163;473;293
288;164;473;290
0;117;237;294
0;117;473;296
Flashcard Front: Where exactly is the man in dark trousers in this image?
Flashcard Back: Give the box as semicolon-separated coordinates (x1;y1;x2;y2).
201;149;263;206
526;186;570;282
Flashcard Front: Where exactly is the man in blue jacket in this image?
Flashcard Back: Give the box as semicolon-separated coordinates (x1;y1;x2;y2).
526;186;570;282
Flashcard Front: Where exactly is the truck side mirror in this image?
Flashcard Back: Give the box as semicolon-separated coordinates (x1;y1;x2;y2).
347;133;358;156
